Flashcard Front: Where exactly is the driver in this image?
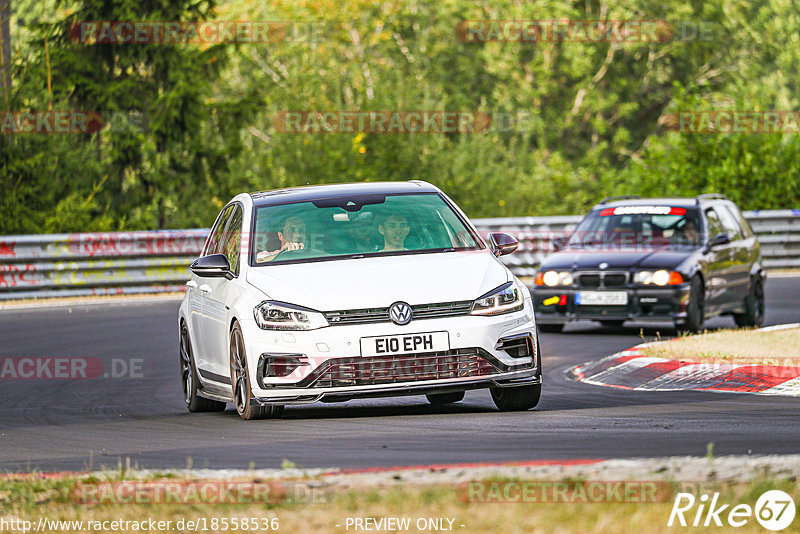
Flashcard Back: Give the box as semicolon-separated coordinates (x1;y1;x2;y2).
256;216;306;262
683;220;699;244
675;219;699;245
378;213;411;251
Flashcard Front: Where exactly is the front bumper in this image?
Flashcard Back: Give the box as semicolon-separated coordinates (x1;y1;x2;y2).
240;307;541;405
532;284;691;325
250;371;541;406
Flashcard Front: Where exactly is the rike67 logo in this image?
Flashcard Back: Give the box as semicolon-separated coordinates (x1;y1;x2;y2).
668;489;796;531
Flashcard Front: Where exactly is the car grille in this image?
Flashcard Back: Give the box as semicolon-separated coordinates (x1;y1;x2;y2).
324;301;473;326
603;274;627;287
577;272;628;288
287;349;520;388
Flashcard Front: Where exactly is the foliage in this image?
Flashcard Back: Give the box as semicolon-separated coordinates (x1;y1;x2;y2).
1;0;799;233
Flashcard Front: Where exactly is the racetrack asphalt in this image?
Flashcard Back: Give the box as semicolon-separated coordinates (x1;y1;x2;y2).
0;276;798;473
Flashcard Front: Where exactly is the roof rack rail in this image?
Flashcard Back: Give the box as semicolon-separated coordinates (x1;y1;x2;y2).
695;193;728;204
598;195;642;205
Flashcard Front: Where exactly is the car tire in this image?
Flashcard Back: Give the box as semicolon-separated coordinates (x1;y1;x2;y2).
679;275;705;334
600;320;625;328
734;277;765;328
230;322;284;420
426;391;465;405
490;383;541;411
180;322;226;413
538;324;564;333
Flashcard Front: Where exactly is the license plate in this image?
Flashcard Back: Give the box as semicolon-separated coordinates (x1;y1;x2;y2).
575;291;628;306
360;331;450;357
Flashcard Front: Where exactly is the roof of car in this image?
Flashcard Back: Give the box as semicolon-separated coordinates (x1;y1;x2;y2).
592;196;732;210
249;181;439;206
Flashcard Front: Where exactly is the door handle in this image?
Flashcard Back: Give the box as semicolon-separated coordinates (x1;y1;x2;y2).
199;284;211;293
186;280;198;288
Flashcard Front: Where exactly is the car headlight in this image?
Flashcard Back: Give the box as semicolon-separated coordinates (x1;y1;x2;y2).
536;270;573;287
471;282;525;316
633;270;684;286
253;301;329;330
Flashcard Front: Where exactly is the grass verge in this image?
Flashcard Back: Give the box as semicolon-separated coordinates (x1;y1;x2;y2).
639;327;800;366
1;473;798;533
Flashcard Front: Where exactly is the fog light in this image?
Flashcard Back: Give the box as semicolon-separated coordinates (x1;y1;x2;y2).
259;354;308;378
496;334;535;359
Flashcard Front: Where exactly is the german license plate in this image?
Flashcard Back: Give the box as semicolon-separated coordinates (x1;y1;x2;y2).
360;331;450;357
575;291;628;306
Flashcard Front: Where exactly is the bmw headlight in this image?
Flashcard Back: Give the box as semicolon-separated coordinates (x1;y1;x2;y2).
633;270;683;286
536;270;573;287
471;282;525;316
253;301;329;330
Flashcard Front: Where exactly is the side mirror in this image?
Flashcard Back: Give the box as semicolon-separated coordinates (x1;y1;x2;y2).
551;236;566;252
190;253;234;279
488;232;519;257
707;232;731;250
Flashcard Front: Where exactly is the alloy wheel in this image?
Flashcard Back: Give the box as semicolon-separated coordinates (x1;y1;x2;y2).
230;327;248;415
180;325;193;405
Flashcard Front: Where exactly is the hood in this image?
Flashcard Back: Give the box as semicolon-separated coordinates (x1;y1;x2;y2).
246;250;509;310
541;247;693;271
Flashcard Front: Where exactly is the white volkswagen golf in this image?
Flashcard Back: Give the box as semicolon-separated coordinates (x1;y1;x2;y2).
178;181;542;419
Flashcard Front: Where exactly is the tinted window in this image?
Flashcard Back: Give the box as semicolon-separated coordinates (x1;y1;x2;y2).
724;204;754;238
251;193;481;265
204;205;235;256
222;205;244;274
715;206;743;241
705;208;724;239
568;206;702;248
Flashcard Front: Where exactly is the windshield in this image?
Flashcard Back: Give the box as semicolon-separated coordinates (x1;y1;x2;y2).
567;205;702;250
250;192;482;265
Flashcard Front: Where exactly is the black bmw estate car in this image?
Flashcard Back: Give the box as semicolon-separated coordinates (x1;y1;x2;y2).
532;195;765;333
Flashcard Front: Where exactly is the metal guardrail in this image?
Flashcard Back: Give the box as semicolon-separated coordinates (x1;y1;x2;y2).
0;211;798;300
479;210;800;275
0;230;208;300
472;215;582;277
741;210;800;269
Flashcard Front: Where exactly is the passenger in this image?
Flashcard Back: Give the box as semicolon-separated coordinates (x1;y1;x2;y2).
683;220;699;243
256;216;306;262
678;219;700;245
378;213;411;251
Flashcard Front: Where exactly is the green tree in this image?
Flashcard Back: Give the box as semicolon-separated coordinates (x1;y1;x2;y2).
2;0;800;234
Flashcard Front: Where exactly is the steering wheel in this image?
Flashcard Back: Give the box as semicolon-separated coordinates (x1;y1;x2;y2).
272;247;326;260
